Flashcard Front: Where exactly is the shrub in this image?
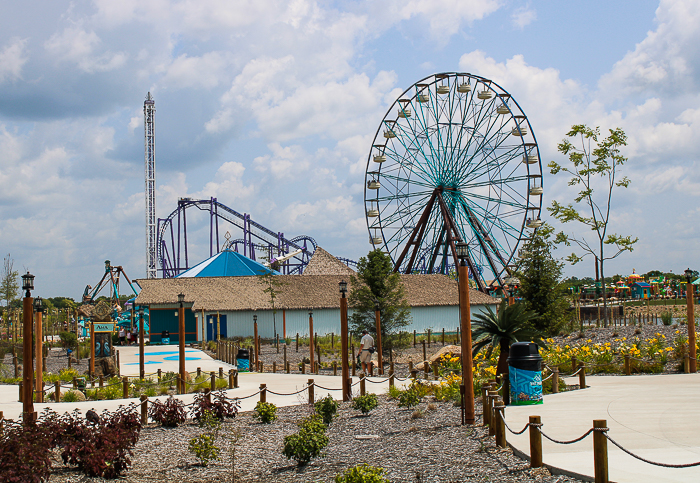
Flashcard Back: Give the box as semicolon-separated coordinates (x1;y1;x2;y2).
387;384;401;399
282;414;328;466
0;417;53;482
660;312;673;326
189;433;220;466
61;390;84;402
397;388;420;409
314;394;339;425
335;463;390;483
149;396;187;427
190;390;239;421
352;393;378;415
59;331;77;349
58;367;81;382
253;401;278;424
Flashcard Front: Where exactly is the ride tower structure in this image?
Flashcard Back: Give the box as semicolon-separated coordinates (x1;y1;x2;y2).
144;92;157;279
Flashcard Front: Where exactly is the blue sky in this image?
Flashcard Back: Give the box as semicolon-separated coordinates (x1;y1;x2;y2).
0;0;697;298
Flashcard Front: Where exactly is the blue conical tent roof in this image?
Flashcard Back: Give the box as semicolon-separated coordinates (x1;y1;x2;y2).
176;250;278;278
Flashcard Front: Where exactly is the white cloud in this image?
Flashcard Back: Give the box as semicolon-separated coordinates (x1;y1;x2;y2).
0;38;28;83
44;27;127;73
599;0;700;96
511;5;536;29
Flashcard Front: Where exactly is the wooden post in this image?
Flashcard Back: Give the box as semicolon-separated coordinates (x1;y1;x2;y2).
140;395;148;425
684;353;690;373
272;361;276;373
427;328;431;347
22;294;34;422
390;361;395;375
571;355;577;374
374;307;383;375
389;373;395;388
593;420;609;483
482;383;491;426
219;367;224;379
197;367;201;378
296;333;299;352
408;360;413;373
308;379;314;405
308;311;315;375
423;361;429;378
286;361;290;374
494;399;506;448
687;283;697;373
19;381;23;403
158;368;162;381
116;350;120;377
552;368;559;394
422;340;426;363
331;332;334;349
578;363;586;389
259;384;266;403
35;307;43;403
413;329;416;347
488;391;498;436
529;416;543;468
54;381;60;402
13;355;18;378
228;369;234;389
432;361;439;379
411;369;417;380
283;345;287;371
73;376;77;389
442;328;445;346
351;342;356;376
122;377;129;399
233;370;239;388
301;362;305;374
253;320;259;369
624;355;631;375
99;375;104;388
210;372;216;392
360;373;366;396
333;361;337;376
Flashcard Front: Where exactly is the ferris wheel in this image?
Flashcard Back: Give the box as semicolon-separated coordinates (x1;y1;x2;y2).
364;72;543;291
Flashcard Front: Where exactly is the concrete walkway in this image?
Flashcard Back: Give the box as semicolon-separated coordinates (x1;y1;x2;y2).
504;373;700;483
0;346;407;421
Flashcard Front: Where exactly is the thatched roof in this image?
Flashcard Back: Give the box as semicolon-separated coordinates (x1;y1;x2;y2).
135;273;498;312
302;247;356;276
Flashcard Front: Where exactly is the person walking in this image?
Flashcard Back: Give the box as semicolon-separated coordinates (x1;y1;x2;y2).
358;329;374;375
119;327;126;346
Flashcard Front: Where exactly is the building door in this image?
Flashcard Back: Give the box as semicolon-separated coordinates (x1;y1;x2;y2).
206;314;227;340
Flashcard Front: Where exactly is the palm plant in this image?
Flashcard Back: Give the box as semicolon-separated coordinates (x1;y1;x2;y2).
472;300;546;377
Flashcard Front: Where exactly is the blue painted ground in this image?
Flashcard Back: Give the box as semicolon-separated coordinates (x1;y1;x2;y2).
163;355;201;361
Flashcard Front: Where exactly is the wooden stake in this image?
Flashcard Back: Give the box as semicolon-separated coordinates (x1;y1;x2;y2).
529;416;543;468
593;420;609;483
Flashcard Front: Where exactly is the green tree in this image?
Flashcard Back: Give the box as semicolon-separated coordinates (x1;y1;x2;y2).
349;250;411;349
471;300;545;377
1;254;19;309
516;224;570;335
548;125;638;327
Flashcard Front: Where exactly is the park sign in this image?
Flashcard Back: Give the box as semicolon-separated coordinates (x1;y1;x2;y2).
94;323;114;333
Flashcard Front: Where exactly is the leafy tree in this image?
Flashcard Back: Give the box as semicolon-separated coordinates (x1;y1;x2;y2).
1;254;19;309
349;250;411;349
516;224;570;335
548;125;638;327
471;300;545;377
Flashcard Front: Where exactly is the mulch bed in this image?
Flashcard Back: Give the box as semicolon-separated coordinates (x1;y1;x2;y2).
48;395;581;482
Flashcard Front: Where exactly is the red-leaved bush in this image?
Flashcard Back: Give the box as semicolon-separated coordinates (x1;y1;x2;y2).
0;404;142;480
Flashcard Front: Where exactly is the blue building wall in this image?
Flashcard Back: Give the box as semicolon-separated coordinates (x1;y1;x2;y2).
214;304;498;340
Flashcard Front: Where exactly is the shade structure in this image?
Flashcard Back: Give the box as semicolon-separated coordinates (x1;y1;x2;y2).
176;249;278;278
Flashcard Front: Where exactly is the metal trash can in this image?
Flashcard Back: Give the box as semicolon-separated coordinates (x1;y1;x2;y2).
162;330;170;345
237;348;250;372
507;342;543;406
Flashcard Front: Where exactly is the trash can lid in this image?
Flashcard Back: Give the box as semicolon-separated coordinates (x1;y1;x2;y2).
507;342;542;362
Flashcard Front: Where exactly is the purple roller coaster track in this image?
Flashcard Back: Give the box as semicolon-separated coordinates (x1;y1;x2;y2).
157;197;320;278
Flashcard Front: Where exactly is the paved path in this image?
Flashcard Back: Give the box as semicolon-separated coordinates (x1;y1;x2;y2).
504;373;700;483
0;346;407;421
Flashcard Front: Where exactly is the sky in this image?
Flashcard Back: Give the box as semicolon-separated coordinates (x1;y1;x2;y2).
1;0;698;300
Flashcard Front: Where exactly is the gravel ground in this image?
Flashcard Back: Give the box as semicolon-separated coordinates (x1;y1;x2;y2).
1;346;89;379
47;395;581;483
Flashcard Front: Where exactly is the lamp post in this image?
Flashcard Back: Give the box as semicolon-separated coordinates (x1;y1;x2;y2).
34;297;44;403
178;293;185;393
455;242;475;425
308;310;315;373
138;306;145;380
339;280;350;401
253;314;259;370
21;272;35;423
685;268;696;373
374;300;383;375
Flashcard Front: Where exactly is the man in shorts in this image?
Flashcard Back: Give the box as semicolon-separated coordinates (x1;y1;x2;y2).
358;329;374;375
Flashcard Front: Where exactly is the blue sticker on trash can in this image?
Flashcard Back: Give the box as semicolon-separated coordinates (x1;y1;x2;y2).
509;367;543;405
237;359;250;372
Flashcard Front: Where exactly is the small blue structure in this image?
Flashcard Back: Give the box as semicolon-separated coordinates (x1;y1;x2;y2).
630;282;651;299
176;249;278;278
